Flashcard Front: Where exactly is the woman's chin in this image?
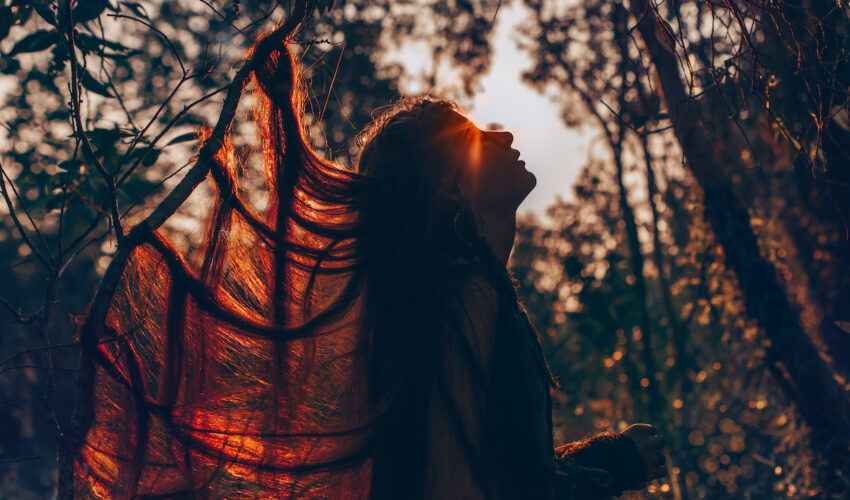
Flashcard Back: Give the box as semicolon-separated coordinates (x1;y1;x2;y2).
518;169;537;199
525;169;537;191
504;171;537;209
481;169;537;209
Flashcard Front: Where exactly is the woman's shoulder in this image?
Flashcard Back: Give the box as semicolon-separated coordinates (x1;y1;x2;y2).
442;257;498;299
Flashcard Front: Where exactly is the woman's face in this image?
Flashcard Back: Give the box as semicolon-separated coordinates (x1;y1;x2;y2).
440;110;536;212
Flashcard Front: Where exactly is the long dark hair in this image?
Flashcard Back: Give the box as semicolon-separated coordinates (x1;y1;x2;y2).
74;33;556;499
351;96;561;498
355;97;485;497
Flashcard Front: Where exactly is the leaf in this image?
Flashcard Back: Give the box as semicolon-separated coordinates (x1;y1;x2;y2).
58;159;81;171
75;33;141;60
74;0;109;23
80;69;112;97
122;2;149;20
86;128;123;148
141;148;161;167
0;57;20;75
46;194;66;211
315;0;337;14
166;132;197;145
7;30;60;56
831;106;850;133
98;50;140;61
76;33;131;53
31;0;57;26
47;109;71;121
0;7;14;43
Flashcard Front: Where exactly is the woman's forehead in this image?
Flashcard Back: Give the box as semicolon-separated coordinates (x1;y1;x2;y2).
446;110;476;129
436;110;479;141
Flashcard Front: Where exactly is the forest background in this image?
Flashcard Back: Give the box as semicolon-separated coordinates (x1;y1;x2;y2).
1;0;849;498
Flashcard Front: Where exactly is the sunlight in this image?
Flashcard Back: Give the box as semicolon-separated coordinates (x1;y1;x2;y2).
378;2;589;216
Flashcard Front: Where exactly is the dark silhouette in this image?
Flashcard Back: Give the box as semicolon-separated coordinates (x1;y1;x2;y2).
72;28;665;498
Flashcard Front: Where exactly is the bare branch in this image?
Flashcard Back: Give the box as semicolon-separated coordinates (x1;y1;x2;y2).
115;75;191;178
0;161;54;271
0;365;80;377
0;295;41;324
0;342;81;369
65;2;125;241
57;139;82;260
198;0;253;40
106;13;187;75
0;456;42;464
116;85;229;188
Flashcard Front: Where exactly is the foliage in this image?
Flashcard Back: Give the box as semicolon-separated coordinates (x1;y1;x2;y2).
2;0;849;497
515;0;850;497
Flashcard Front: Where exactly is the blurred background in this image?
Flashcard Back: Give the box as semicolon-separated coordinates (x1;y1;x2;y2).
1;0;849;497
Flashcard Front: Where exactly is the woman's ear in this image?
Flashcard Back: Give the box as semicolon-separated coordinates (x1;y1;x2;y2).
455;179;468;200
456;172;479;207
435;171;467;203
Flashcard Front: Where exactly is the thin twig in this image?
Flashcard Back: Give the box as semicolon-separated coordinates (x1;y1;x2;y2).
0;295;40;324
0;456;42;464
65;4;125;241
57;139;82;260
198;0;252;40
115;75;191;178
116;85;228;187
0;161;54;270
0;365;80;377
106;13;187;75
0;342;81;369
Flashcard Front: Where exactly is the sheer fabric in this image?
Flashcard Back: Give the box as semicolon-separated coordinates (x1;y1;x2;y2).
74;217;375;499
74;40;377;499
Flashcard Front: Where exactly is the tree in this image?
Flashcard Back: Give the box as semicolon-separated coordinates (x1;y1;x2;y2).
519;0;850;494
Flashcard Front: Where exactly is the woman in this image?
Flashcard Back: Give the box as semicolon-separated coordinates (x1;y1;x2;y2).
74;40;665;499
356;96;667;499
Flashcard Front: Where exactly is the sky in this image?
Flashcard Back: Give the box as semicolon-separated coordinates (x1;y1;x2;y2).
382;2;591;216
0;2;590;217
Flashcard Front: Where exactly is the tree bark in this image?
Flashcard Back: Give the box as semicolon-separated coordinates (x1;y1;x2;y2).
641;134;693;395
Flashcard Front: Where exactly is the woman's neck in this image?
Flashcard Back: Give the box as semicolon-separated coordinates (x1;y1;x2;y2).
479;208;517;267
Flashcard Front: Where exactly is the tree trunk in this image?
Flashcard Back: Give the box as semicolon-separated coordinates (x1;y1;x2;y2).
641;134;693;396
609;4;663;423
628;0;850;485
